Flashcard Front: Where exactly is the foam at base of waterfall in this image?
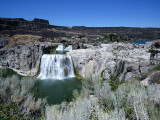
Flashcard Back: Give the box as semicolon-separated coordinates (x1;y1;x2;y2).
37;54;75;80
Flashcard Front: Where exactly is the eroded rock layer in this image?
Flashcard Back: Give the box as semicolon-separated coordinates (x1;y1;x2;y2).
0;42;57;76
68;42;160;81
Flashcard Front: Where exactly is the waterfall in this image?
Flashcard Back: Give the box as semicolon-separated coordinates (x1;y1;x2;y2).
56;44;64;51
64;45;73;52
38;54;75;80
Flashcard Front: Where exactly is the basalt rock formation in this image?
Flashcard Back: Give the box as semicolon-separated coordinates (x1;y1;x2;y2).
68;42;160;81
0;38;8;48
55;26;160;39
0;42;57;76
0;18;50;30
0;18;62;38
0;18;160;39
0;17;160;79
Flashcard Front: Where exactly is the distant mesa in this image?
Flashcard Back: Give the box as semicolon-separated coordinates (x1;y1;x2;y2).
0;17;160;39
33;18;49;24
0;18;50;31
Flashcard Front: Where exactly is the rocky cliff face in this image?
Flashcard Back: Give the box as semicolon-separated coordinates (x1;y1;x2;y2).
1;18;160;40
0;18;62;38
68;42;160;81
0;38;8;49
0;39;159;81
54;26;160;39
0;18;50;31
0;42;57;76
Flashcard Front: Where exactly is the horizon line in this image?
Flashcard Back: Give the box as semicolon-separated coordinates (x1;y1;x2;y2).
1;17;160;29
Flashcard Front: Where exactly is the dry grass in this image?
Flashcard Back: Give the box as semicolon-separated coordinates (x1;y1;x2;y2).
2;34;43;49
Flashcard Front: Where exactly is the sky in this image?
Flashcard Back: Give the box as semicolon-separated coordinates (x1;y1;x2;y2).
0;0;160;27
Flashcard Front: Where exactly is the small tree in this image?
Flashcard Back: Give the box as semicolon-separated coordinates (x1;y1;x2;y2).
149;49;159;54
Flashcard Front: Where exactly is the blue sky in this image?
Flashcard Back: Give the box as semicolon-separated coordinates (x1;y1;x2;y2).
0;0;160;27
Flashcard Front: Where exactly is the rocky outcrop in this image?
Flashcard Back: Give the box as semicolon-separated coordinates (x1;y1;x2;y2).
0;40;158;81
0;18;62;38
153;41;160;48
55;26;160;39
68;42;154;81
0;18;50;31
72;43;87;50
141;71;160;85
0;42;57;76
1;18;160;40
150;71;160;84
0;38;8;49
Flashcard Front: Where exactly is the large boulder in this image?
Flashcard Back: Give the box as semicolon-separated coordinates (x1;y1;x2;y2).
68;46;116;77
150;71;160;84
154;42;160;48
72;42;87;50
141;71;160;85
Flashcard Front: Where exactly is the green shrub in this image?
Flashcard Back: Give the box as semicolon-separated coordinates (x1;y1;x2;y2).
78;34;86;39
50;37;55;43
93;43;99;46
72;89;79;100
153;64;160;70
0;75;46;119
1;67;160;119
108;74;122;91
0;68;22;78
0;100;25;120
149;49;159;54
75;70;83;79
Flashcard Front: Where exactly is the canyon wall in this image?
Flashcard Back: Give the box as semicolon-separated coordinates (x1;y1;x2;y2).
68;42;160;81
1;18;160;39
0;42;57;76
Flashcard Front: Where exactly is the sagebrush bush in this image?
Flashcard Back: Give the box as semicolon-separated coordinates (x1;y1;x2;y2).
0;75;46;119
1;69;160;120
45;76;160;120
45;97;126;120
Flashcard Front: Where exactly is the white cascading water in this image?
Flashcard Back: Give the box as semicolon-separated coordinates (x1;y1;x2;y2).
56;44;64;51
38;45;75;80
64;45;73;52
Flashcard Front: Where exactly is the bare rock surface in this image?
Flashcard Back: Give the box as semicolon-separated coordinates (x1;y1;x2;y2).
0;42;57;76
68;42;153;81
0;38;9;49
141;71;160;85
0;40;158;82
